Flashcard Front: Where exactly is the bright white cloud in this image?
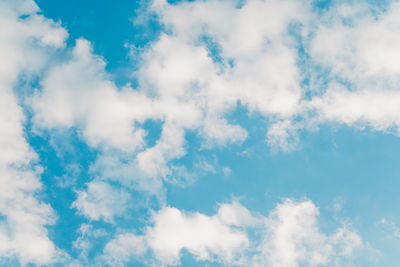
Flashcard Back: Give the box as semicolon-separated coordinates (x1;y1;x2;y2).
32;0;311;156
143;206;249;265
308;1;400;134
104;201;253;266
149;0;308;118
32;38;152;152
29;0;312;210
311;84;400;132
311;2;400;79
25;1;400;239
2;0;395;265
103;199;362;266
253;199;362;267
2;0;398;264
0;0;67;265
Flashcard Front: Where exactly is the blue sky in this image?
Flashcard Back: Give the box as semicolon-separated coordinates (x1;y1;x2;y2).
2;0;400;266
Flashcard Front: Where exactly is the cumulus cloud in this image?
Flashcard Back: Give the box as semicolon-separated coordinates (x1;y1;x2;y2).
72;181;132;222
0;0;67;264
103;199;362;266
31;38;151;152
308;1;400;133
2;0;399;264
103;201;253;266
253;199;362;267
23;0;400;191
29;0;313;212
148;0;308;118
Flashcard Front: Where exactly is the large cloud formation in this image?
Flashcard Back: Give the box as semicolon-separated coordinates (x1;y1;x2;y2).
0;0;67;265
103;199;362;267
1;0;398;265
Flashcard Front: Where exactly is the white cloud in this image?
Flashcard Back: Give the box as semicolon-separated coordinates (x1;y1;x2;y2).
379;218;400;239
311;84;400;132
103;199;362;266
0;166;61;265
311;2;400;79
217;200;260;227
103;201;252;266
143;205;251;266
25;0;400;236
23;1;309;226
103;233;147;266
32;39;151;152
28;0;314;219
266;120;301;152
72;223;107;262
26;0;400;183
148;0;309;119
72;181;131;222
308;1;400;134
0;0;67;265
253;199;362;267
2;0;393;265
32;0;310;171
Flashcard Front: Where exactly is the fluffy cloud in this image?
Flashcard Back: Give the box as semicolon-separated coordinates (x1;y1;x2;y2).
72;181;132;222
308;1;400;133
311;84;400;131
32;38;152;152
32;0;311;157
103;201;252;266
149;0;308;118
253;199;362;267
23;0;400;191
103;199;362;266
29;0;312;211
310;2;400;79
0;0;67;264
2;0;399;264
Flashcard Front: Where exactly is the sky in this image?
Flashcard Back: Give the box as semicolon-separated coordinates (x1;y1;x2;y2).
2;0;400;266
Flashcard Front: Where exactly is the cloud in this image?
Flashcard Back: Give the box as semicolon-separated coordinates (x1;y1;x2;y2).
24;0;400;185
253;199;362;267
0;0;67;264
28;0;313;213
25;1;400;242
266;119;301;152
103;233;147;266
103;201;252;266
72;223;107;263
103;199;362;266
72;181;132;222
143;206;249;266
308;1;400;134
32;0;311;162
379;218;400;239
148;0;309;118
31;38;151;152
311;84;400;132
2;0;397;265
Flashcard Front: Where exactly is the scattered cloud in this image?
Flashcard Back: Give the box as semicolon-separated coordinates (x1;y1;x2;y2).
0;0;67;264
1;0;399;265
72;181;132;222
103;199;362;267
